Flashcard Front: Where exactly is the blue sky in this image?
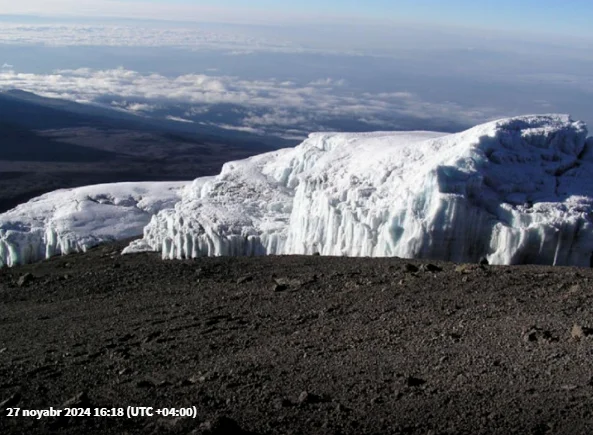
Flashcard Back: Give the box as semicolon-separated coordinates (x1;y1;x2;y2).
189;0;593;30
108;0;593;36
1;0;592;38
0;0;592;137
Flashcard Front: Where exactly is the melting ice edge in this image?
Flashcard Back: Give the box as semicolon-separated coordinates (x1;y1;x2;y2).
2;114;593;267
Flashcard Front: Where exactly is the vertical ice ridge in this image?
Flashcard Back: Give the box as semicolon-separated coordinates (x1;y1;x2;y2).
2;115;593;267
127;114;593;266
0;182;186;267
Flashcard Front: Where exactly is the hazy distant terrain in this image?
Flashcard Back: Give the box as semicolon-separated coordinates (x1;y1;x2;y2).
0;90;288;212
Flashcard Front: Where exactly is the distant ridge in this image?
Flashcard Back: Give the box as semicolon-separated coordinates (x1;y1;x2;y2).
0;89;295;147
0;90;284;214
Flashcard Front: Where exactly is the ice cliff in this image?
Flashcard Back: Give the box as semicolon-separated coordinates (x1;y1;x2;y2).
0;182;185;267
123;114;593;266
3;114;593;268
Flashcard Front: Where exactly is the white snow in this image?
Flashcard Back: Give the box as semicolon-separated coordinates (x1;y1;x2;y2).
3;114;593;268
125;114;593;266
0;182;186;267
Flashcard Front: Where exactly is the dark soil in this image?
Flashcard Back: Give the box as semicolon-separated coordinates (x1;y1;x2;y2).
1;240;593;434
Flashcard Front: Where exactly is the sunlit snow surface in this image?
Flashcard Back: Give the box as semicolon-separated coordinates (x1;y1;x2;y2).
123;115;593;266
0;182;186;267
2;114;593;268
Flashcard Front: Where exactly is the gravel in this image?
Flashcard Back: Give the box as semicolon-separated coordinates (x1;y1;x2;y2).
1;239;593;434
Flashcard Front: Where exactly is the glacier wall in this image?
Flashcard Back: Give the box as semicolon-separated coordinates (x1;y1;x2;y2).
0;182;186;267
125;115;593;266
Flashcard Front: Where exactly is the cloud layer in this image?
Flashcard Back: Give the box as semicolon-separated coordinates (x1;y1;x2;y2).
0;23;296;52
0;0;310;25
0;67;504;138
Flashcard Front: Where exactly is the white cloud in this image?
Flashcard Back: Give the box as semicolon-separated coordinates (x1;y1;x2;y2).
309;78;346;87
111;101;157;112
243;111;310;127
0;67;503;135
0;23;299;52
1;17;590;64
213;124;266;135
166;116;194;123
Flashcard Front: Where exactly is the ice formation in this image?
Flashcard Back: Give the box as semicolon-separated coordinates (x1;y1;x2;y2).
0;182;186;267
2;114;593;268
125;114;593;266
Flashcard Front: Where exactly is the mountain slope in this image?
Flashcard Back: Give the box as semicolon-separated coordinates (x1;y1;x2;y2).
1;240;593;434
0;89;296;146
0;90;282;213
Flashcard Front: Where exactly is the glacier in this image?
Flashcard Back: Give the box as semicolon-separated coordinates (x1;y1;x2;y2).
124;114;593;266
2;114;593;268
0;182;186;267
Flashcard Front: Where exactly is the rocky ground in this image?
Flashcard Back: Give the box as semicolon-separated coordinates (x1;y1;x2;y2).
1;241;593;434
